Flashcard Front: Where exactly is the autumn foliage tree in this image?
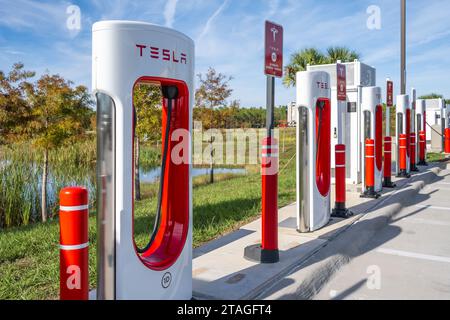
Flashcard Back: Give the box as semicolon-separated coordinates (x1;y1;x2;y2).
0;63;35;144
195;67;233;183
25;74;93;222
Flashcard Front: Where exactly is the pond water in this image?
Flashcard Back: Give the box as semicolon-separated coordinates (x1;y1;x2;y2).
139;167;247;183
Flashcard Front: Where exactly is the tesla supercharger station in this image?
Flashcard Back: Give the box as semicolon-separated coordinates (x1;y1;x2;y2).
396;94;411;176
441;99;446;149
360;87;383;195
307;60;376;185
296;70;331;232
416;99;426;163
93;21;194;300
424;98;445;148
446;103;450;129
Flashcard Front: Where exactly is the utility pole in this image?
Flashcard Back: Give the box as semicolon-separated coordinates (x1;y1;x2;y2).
401;0;406;94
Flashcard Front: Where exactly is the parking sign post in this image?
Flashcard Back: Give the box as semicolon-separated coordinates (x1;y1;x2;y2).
244;21;283;264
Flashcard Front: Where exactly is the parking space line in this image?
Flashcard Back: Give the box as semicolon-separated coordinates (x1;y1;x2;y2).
414;204;450;211
376;248;450;264
407;218;450;227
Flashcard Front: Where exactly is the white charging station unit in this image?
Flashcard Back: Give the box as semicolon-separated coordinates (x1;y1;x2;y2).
361;86;383;193
93;21;194;300
296;70;331;232
446;103;450;129
396;94;410;175
416;99;426;163
411;88;417;162
424;98;445;145
307;60;376;185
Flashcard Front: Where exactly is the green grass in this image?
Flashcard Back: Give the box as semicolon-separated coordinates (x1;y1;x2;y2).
426;152;447;163
0;139;96;228
0;129;297;300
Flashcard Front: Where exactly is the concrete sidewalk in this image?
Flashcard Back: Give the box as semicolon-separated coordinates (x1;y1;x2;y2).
291;164;450;300
192;162;449;300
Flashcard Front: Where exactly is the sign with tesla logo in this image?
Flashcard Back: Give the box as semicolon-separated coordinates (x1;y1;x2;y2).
264;21;283;78
336;63;346;101
386;80;393;107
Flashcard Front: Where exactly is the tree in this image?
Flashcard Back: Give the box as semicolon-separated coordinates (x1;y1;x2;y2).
325;46;360;64
283;46;361;87
419;93;449;105
419;93;443;100
0;63;35;144
26;74;93;222
133;83;162;200
195;67;233;183
283;48;325;87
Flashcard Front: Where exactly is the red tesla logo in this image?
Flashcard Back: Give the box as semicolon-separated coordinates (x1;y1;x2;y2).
316;81;329;89
135;44;187;64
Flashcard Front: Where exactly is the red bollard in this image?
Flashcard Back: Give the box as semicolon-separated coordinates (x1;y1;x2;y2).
244;137;279;263
383;136;396;188
397;134;410;178
361;139;380;199
445;128;450;154
59;186;89;300
332;144;352;218
410;132;419;172
418;130;427;166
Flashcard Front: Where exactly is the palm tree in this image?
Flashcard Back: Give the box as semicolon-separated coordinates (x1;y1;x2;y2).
325;46;360;64
283;48;325;87
283;46;360;87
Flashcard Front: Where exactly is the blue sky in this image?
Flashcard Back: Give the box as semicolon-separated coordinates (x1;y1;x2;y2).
0;0;449;107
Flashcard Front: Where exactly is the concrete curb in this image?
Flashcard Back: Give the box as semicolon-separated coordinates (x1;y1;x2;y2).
257;164;446;300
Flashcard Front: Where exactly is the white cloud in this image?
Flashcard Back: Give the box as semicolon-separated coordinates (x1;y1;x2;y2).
268;0;279;17
0;0;68;32
164;0;178;28
197;0;229;42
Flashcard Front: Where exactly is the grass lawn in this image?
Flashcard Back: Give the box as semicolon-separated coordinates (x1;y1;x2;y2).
426;152;447;163
0;129;296;300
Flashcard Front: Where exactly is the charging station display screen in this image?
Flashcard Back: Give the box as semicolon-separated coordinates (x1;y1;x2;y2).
315;98;331;197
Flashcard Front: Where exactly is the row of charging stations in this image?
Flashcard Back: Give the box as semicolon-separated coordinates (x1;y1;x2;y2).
307;61;376;186
294;69;432;233
295;70;386;231
85;20;438;301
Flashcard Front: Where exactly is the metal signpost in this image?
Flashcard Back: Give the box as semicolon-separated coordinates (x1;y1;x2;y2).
386;79;394;136
264;20;283;137
336;62;346;144
244;20;283;264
